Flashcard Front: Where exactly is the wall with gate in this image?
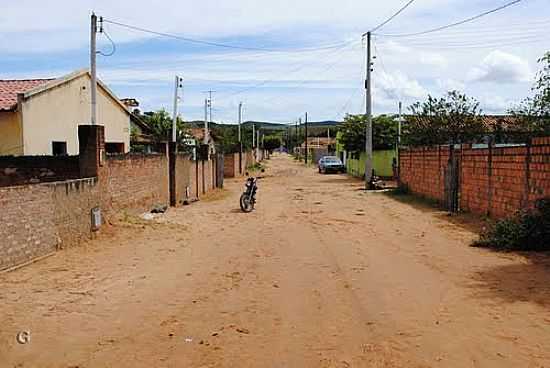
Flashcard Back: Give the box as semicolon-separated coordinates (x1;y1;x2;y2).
399;137;550;218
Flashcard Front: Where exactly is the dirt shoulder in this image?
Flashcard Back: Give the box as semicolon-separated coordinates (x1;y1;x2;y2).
1;154;549;367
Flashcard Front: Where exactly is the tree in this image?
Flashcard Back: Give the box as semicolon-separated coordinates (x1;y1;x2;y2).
338;114;398;153
403;91;485;146
263;135;282;152
141;109;189;149
508;52;550;138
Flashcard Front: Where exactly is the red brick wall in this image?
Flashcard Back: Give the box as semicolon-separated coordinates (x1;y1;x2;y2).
0;177;99;271
399;137;550;218
100;153;169;214
399;146;449;203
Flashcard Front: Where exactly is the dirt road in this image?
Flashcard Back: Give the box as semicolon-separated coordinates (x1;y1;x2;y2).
1;154;550;367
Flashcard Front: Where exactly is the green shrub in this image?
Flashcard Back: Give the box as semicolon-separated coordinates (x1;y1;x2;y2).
473;198;550;251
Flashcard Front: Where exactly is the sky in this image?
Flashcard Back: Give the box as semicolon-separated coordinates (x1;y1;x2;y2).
1;0;549;124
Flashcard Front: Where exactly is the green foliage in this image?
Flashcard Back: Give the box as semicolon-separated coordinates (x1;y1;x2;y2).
403;91;485;146
473;198;550;251
339;114;398;153
211;125;240;153
508;52;550;137
140;109;189;149
263;135;281;151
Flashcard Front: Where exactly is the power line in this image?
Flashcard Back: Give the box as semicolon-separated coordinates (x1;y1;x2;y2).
367;0;418;34
103;18;352;53
216;41;359;100
375;0;523;38
97;29;117;57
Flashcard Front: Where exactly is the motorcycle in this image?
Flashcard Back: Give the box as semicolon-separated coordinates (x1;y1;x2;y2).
240;176;258;213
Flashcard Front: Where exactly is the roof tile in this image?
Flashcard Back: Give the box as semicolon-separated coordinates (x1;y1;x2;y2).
0;79;53;111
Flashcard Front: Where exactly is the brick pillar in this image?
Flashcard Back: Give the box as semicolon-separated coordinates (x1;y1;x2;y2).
168;142;177;207
78;125;105;178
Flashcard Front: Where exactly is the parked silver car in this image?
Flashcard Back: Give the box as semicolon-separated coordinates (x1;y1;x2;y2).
318;156;346;174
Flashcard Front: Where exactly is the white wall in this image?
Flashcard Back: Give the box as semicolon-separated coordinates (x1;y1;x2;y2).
21;73;130;155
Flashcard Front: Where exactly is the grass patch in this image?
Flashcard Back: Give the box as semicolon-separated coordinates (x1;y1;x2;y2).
246;162;266;173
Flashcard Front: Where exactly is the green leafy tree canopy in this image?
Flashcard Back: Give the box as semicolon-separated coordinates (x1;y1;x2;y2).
509;52;550;137
403;91;485;146
339;114;398;153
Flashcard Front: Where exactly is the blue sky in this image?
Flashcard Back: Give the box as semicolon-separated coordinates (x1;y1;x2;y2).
1;0;549;123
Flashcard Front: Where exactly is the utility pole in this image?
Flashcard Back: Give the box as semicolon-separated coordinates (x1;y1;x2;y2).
295;120;298;155
202;90;215;144
304;112;308;165
204;98;209;144
298;117;302;156
256;129;260;160
252;123;256;148
364;31;373;189
172;75;183;143
238;102;243;174
397;101;404;178
90;13;98;125
398;101;403;147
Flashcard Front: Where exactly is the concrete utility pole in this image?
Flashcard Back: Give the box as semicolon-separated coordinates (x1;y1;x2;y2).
396;101;404;177
172;75;183;143
304;112;308;165
202;90;215;144
252;123;256;148
295;120;298;154
238;102;243;173
204;98;209;144
90;13;98;125
398;101;403;146
256;129;260;160
364;31;373;189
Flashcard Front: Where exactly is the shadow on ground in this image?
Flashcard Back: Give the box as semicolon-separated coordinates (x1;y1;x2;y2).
468;253;550;309
380;191;487;234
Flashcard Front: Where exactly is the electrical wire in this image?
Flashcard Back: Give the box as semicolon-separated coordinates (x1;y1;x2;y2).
375;0;523;38
367;0;417;34
215;40;360;100
97;29;117;57
103;18;352;53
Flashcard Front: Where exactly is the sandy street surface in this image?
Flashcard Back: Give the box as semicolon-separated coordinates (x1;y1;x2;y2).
1;153;550;368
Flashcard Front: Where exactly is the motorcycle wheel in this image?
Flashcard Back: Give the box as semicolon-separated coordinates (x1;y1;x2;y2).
240;193;254;213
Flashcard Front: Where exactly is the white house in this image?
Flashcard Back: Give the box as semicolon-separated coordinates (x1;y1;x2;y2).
0;69;130;156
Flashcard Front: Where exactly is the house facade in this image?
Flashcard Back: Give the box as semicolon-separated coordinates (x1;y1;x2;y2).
0;69;130;156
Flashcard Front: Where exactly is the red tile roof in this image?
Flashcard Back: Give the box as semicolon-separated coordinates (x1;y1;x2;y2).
0;79;53;111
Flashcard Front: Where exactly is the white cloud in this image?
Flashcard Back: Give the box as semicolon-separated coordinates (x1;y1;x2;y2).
420;52;448;68
436;78;465;92
376;70;428;100
468;50;533;84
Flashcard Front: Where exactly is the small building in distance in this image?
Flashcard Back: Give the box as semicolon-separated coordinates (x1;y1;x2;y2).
0;69;130;156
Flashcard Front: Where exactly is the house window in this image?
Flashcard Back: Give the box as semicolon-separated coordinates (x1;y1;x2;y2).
52;141;67;156
105;142;125;154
